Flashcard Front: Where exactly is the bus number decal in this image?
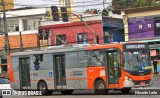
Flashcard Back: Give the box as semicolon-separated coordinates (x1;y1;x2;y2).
70;71;83;76
31;73;38;76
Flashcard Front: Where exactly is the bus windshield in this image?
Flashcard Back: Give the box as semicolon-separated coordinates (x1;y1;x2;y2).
123;50;151;71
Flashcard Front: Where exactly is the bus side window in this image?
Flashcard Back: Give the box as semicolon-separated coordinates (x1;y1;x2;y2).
78;51;88;67
34;54;43;62
88;50;105;66
66;52;78;68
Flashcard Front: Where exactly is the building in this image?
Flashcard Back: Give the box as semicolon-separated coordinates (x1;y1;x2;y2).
102;17;124;43
0;7;47;76
39;20;103;47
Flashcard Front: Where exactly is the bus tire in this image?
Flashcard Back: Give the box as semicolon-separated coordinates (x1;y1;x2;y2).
38;81;53;95
94;79;108;95
61;90;74;95
120;88;131;94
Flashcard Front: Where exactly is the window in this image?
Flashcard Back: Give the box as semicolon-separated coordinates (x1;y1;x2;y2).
78;50;105;67
34;54;43;62
1;66;7;73
108;33;113;42
6;20;19;32
23;18;41;31
66;52;78;68
56;35;66;45
1;59;7;64
77;33;88;44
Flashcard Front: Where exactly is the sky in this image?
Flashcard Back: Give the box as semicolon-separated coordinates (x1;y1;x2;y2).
14;0;112;12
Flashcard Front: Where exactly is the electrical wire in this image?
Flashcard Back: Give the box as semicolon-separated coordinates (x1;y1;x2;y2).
0;1;157;48
4;1;111;9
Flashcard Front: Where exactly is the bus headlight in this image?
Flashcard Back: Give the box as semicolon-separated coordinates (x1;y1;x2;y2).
128;78;132;81
125;76;128;80
124;76;132;81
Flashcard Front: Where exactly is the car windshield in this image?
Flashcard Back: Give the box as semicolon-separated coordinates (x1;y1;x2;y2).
0;78;10;84
124;50;151;71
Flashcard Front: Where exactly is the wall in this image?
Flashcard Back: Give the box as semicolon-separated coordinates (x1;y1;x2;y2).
121;8;160;41
39;20;103;45
128;17;154;39
0;33;39;50
102;17;124;43
51;21;103;45
128;16;160;40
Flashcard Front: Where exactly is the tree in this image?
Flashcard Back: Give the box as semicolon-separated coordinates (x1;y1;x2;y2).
102;9;108;16
111;0;158;9
85;9;101;14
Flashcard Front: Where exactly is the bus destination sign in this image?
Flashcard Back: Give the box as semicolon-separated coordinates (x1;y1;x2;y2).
124;44;147;50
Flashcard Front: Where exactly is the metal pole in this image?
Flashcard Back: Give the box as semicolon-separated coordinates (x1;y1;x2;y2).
103;0;105;9
71;13;97;36
19;31;23;51
1;0;10;55
0;16;1;34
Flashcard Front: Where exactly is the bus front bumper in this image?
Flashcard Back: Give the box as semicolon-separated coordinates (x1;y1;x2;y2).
123;77;153;88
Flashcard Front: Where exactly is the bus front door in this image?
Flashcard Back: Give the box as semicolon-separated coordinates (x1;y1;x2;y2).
19;57;31;89
106;51;120;88
54;55;66;89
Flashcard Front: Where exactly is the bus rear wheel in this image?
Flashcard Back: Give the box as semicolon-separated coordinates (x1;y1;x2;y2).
38;81;53;95
61;90;74;95
94;79;108;95
120;88;131;94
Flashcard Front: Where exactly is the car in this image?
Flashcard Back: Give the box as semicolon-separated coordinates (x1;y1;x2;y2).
0;78;11;90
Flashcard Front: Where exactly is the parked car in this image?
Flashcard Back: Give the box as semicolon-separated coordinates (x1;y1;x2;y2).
0;78;11;89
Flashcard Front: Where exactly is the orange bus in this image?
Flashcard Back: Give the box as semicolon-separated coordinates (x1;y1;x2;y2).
8;42;153;95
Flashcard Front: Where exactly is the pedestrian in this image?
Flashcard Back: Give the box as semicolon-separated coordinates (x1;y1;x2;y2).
153;59;158;74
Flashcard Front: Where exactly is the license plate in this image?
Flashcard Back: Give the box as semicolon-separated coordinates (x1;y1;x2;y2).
140;82;145;85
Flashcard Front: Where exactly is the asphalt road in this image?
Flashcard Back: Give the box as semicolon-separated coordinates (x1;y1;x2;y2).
2;74;160;98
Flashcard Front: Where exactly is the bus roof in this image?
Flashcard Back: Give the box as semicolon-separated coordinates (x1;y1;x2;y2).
11;42;148;57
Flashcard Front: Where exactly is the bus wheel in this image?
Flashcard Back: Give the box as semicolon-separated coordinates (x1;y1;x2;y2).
61;90;74;95
120;88;131;94
94;79;108;95
38;81;53;95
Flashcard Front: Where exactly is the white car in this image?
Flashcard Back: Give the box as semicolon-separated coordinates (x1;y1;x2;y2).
0;78;11;89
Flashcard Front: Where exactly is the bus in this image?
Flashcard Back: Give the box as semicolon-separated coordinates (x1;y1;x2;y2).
8;42;153;95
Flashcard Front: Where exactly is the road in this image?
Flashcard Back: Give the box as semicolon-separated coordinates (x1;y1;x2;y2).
2;74;160;98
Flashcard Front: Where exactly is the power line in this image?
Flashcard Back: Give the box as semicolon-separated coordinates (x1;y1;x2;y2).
5;1;111;9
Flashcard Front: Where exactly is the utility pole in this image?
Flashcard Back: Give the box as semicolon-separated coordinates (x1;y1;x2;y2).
19;31;23;52
103;0;105;9
0;17;1;34
1;0;10;55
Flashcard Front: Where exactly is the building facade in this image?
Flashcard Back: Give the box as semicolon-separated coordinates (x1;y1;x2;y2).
0;7;46;76
39;20;103;47
102;17;124;43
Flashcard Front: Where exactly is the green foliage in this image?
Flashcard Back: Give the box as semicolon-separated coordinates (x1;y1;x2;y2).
112;0;158;9
102;9;108;16
84;8;108;16
85;9;101;14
